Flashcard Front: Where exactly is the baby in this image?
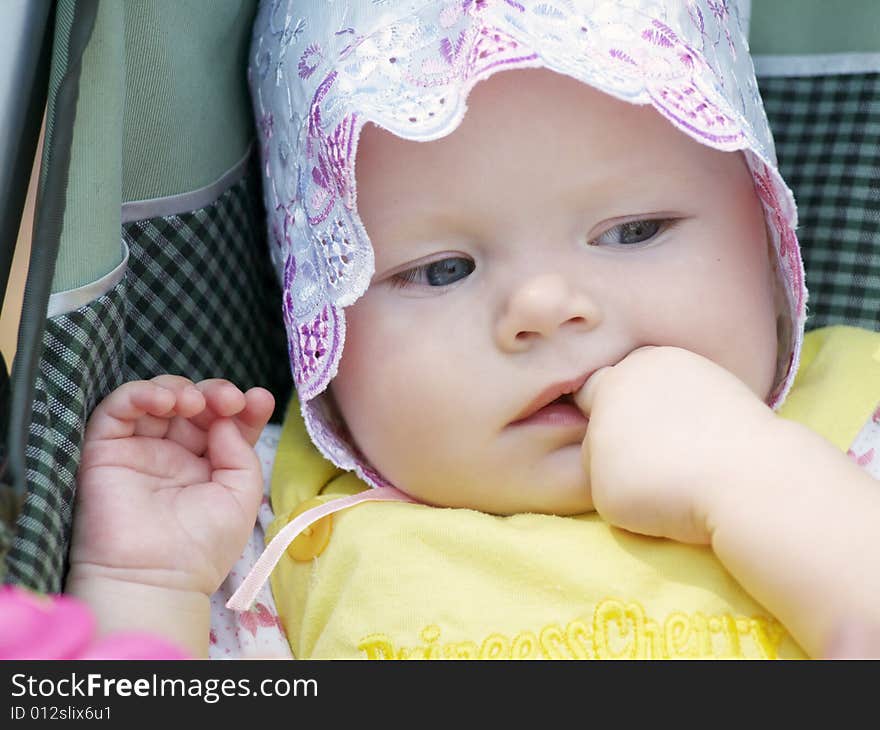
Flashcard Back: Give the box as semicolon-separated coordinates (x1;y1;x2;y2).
66;0;880;659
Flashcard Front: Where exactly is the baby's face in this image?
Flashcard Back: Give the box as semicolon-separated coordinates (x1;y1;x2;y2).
331;69;778;515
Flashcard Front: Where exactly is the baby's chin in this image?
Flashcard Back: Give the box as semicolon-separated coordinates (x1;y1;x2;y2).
393;445;595;516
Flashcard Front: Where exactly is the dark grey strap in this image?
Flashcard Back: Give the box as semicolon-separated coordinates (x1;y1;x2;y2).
5;0;99;516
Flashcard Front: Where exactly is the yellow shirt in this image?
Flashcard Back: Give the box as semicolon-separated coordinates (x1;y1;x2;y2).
267;326;880;659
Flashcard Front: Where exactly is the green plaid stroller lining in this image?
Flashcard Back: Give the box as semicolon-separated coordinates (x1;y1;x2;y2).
5;283;127;592
122;168;288;394
759;72;880;332
5;167;289;593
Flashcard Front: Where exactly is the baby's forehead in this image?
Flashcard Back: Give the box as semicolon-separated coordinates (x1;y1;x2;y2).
354;69;742;219
358;68;728;164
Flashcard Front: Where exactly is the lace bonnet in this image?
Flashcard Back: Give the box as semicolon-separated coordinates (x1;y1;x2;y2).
249;0;807;486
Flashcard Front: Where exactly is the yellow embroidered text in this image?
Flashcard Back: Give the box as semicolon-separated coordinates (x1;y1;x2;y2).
357;598;787;659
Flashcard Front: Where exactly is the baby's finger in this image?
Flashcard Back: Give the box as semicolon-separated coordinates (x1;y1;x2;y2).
129;377;206;438
574;367;611;417
85;381;177;440
574;347;658;416
149;375;206;418
163;416;210;456
188;380;248;431
184;386;274;448
207;419;263;508
133;413;175;439
234;388;276;445
581;430;593;485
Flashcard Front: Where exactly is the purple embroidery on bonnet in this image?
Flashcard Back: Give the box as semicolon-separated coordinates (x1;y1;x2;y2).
290;305;343;401
281;251;342;400
299;43;323;80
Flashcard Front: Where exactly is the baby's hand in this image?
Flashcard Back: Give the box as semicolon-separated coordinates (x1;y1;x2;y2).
68;376;275;598
575;346;776;544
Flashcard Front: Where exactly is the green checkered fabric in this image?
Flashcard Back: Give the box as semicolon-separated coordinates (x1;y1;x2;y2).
122;168;290;399
5;283;127;592
758;72;880;332
5;168;291;592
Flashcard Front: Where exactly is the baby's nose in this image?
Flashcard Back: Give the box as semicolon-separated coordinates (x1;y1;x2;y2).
495;273;601;352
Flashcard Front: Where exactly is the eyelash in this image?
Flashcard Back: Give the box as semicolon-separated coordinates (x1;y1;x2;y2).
389;256;476;290
589;218;676;246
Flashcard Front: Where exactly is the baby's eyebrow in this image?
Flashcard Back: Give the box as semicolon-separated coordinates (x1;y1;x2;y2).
381;201;461;228
367;207;471;246
367;228;468;276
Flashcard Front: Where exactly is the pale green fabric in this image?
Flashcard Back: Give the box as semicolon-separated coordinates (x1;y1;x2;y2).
52;0;124;293
52;0;257;293
39;0;75;192
750;1;880;55
121;0;256;203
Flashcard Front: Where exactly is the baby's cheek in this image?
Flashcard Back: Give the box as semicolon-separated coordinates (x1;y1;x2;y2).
335;301;489;495
376;370;486;495
383;355;466;447
340;354;444;460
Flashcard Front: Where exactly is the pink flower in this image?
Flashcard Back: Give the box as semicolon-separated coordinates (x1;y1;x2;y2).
238;602;283;637
0;586;189;660
847;448;875;468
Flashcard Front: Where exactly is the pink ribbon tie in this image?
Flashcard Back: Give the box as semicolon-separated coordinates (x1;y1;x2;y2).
226;486;416;611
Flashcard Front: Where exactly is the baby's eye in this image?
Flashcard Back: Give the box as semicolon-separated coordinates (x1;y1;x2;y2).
591;219;665;246
391;256;475;289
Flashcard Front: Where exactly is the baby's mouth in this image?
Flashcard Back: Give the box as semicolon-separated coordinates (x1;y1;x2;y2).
509;391;588;429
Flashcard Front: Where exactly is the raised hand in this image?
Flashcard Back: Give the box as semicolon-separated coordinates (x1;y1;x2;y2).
576;346;880;658
575;346;777;544
68;376;275;597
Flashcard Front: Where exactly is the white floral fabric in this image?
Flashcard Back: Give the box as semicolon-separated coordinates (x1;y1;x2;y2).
848;405;880;481
209;425;292;659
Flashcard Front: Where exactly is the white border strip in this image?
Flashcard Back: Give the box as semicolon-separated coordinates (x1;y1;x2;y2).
754;53;880;78
47;241;129;318
121;146;252;223
48;148;254;318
